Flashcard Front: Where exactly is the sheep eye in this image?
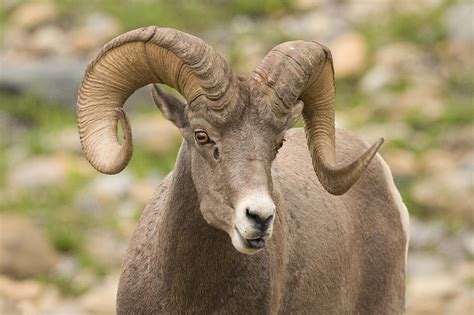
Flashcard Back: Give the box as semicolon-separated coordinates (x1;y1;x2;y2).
194;130;210;145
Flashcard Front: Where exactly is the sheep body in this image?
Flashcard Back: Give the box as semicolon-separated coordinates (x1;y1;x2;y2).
117;128;407;314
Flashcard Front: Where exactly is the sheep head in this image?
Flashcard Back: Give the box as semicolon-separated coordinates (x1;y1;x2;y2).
77;27;383;255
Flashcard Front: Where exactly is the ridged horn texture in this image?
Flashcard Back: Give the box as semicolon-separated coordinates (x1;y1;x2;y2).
77;26;238;174
252;41;383;195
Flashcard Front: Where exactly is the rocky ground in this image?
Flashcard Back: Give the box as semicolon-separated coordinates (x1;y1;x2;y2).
0;0;472;314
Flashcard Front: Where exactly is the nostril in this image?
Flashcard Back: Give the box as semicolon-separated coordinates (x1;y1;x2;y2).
264;215;274;226
246;209;273;228
246;208;257;221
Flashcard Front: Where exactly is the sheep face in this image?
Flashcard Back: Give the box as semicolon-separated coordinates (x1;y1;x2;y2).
190;109;280;255
153;83;301;255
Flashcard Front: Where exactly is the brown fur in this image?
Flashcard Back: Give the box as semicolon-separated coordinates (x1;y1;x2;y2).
117;108;406;314
74;27;406;314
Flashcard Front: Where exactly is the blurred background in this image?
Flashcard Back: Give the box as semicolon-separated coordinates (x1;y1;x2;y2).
0;0;472;314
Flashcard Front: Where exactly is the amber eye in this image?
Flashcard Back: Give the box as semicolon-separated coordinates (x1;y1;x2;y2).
194;130;210;145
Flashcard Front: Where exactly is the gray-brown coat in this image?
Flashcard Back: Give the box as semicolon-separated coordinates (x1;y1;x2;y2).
76;26;409;314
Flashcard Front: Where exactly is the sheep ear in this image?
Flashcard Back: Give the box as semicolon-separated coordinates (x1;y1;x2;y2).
150;84;187;128
284;100;304;129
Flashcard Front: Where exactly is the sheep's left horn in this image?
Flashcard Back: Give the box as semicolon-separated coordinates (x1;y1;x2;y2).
77;27;238;174
252;41;383;195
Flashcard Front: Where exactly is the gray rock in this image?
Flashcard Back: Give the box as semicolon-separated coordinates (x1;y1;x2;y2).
0;215;59;277
0;54;155;109
39;303;87;315
407;252;445;276
0;275;42;301
84;231;127;268
420;149;457;174
54;256;79;278
71;13;120;56
406;272;460;314
383;149;418;177
437;235;469;261
45;128;82;153
88;171;135;203
328;31;368;78
460;231;474;258
9;1;58;30
0;57;86;106
79;275;119;315
132;113;181;154
0;295;22;315
344;0;392;23
444;2;474;41
440;125;474;151
0;110;28;147
6;155;69;192
73;191;102;216
29;25;71;57
82;12;120;41
411;171;473;223
360;66;395;92
409;217;446;250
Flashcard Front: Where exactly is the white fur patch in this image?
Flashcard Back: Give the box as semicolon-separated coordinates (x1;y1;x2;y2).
231;190;276;255
234;190;275;237
378;155;410;265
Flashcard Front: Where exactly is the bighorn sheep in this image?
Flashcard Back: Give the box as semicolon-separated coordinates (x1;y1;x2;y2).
77;27;409;314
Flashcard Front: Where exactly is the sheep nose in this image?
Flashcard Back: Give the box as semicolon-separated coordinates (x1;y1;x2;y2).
246;209;273;230
235;190;276;235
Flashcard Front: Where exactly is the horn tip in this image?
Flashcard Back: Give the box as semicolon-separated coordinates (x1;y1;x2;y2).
374;138;384;151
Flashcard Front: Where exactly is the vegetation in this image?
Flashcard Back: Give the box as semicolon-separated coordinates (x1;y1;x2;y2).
0;1;471;302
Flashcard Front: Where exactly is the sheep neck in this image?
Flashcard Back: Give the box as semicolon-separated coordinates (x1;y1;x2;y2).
156;141;253;308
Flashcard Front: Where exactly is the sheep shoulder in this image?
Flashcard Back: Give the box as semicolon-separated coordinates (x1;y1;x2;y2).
273;127;407;314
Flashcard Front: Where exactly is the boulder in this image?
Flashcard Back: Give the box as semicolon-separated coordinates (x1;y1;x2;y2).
9;0;58;30
132;114;181;154
0;275;42;301
84;231;127;268
7;155;69;193
80;275;119;315
328;32;368;78
0;215;59;277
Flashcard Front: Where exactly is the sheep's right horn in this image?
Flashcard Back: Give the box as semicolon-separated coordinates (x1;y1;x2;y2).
253;41;383;195
77;27;238;174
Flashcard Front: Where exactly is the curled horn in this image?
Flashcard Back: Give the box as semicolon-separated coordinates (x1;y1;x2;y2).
252;41;383;195
77;26;238;174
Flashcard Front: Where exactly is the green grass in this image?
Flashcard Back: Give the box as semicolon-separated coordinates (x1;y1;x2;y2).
130;146;180;178
467;275;474;287
0;92;119;273
385;11;447;47
2;185;86;251
0;148;6;188
52;0;295;32
383;78;411;93
1;180;118;278
335;77;370;109
0;0;471;293
395;177;424;217
0;93;74;131
228;0;294;17
357;0;451;50
0;91;180;280
39;274;90;296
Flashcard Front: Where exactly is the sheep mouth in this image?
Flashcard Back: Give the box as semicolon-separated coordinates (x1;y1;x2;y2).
235;227;266;249
246;238;265;249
